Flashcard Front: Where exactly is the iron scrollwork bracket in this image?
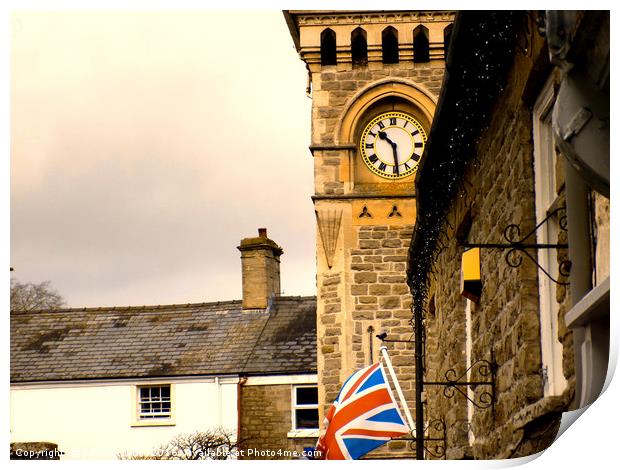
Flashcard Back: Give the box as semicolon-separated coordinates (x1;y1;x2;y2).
420;419;447;459
459;207;570;285
424;359;497;410
392;419;447;460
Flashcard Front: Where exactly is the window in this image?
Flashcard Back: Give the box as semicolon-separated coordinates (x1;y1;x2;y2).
532;77;568;397
292;386;319;430
464;299;475;445
138;385;172;420
320;28;337;66
382;27;399;64
351;27;368;66
413;25;430;63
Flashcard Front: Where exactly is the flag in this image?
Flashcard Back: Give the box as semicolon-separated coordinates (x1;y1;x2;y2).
315;362;410;460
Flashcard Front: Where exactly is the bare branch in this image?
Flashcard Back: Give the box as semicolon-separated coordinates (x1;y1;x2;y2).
10;278;66;312
117;428;241;460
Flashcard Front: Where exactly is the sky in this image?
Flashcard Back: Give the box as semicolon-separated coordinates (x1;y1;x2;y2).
10;10;315;308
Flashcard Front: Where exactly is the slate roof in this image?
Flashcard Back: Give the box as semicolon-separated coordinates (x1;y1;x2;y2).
10;296;316;383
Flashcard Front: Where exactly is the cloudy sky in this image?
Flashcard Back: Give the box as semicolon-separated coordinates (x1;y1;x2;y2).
10;10;315;307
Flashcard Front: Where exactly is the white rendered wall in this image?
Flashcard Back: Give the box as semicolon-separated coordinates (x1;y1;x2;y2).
10;377;239;459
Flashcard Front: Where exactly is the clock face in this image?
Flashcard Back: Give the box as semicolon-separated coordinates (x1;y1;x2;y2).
359;112;427;179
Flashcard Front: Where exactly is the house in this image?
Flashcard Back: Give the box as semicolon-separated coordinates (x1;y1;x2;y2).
10;229;318;460
406;10;609;459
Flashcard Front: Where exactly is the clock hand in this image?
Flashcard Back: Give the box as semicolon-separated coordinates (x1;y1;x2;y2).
378;131;395;146
379;131;399;175
392;144;400;175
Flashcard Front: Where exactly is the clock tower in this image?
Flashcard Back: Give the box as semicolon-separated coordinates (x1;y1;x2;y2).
284;10;454;432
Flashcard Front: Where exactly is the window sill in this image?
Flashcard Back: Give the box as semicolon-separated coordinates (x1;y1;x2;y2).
131;419;176;428
287;430;319;439
565;276;609;328
510;392;571;430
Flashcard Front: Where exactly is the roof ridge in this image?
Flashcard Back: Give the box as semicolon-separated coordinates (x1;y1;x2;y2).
11;295;318;315
10;299;244;315
275;295;317;300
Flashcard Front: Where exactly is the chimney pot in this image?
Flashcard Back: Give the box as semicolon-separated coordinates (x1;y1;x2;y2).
258;228;267;238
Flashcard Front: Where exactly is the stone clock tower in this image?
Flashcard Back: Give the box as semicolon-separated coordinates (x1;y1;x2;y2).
284;10;454;429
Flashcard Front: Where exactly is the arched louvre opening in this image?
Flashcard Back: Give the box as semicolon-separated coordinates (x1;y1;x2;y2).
444;23;454;57
382;26;399;64
413;25;430;63
351;27;368;66
321;28;337;66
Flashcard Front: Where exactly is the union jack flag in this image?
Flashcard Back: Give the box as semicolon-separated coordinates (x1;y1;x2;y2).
315;362;410;460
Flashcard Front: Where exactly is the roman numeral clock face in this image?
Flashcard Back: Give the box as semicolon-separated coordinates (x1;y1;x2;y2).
359;112;427;179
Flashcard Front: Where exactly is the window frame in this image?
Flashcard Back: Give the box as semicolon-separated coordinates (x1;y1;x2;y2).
532;76;568;397
132;383;176;427
290;384;319;433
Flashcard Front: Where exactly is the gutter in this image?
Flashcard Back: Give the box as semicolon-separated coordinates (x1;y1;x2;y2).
237;375;247;447
406;11;520;307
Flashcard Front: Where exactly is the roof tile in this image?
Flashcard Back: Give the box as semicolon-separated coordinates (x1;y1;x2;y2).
11;296;316;382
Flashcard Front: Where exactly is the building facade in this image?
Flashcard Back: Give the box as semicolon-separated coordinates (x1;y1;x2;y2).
284;12;454;456
406;10;609;459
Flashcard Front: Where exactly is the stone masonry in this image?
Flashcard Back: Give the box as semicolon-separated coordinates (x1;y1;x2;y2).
320;225;416;396
313;66;445;149
288;11;454;458
238;229;283;310
286;10;454;458
313;56;446;432
422;16;575;460
239;384;316;460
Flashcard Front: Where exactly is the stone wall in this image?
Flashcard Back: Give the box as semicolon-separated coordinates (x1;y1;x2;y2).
319;224;415;405
352;223;417;458
313;54;444;419
312;65;445;146
311;43;446;464
289;11;453;459
238;233;283;310
423;17;575;460
238;384;316;460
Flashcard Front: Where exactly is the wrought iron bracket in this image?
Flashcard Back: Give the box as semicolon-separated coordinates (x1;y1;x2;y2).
459;207;570;285
419;419;447;459
391;419;447;459
423;359;496;410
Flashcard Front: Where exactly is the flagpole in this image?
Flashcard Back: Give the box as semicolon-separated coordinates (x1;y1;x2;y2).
379;346;415;432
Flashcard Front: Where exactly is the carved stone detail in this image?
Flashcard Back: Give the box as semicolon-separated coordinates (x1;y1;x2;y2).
297;11;456;27
316;209;343;269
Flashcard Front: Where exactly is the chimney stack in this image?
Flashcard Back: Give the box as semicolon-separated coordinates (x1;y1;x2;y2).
238;228;283;310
